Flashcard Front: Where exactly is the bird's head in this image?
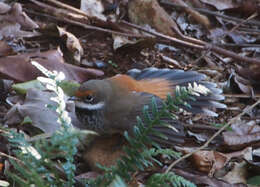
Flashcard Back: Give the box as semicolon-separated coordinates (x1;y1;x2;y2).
73;80;112;111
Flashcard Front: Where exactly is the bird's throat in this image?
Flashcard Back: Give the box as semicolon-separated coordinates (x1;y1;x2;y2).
75;107;106;133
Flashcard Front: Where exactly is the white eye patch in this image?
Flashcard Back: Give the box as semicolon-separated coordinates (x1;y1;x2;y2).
75;101;105;110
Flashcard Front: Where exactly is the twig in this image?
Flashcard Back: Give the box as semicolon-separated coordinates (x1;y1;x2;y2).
165;99;260;173
229;12;258;33
121;21;260;64
0;152;23;163
224;93;260;98
120;20;205;49
28;0;145;38
160;0;260;27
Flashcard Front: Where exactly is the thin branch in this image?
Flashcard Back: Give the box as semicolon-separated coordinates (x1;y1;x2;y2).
160;0;260;27
165;99;260;173
0;152;23;164
120;20;205;49
224;93;260;98
121;21;260;64
28;0;145;38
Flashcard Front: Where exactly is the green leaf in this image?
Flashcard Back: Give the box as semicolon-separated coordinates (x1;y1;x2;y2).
12;80;45;95
12;80;80;96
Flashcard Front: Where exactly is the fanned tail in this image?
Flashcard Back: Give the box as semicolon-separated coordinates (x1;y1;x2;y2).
127;68;226;116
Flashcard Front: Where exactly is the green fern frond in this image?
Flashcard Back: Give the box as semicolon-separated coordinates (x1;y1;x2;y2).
147;172;196;187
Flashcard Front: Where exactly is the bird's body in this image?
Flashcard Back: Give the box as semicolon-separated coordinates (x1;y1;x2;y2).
74;68;226;145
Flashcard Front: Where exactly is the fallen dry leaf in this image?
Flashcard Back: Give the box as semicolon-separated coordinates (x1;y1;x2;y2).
0;49;103;82
200;0;237;10
0;2;11;14
1;3;38;30
128;0;180;36
171;0;211;28
223;121;260;149
80;0;106;21
173;168;246;187
38;25;83;65
4;89;60;133
221;161;248;185
4;89;83;134
0;40;14;56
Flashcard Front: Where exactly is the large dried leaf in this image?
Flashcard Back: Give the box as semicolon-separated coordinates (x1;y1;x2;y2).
4;89;83;133
173;168;246;187
4;89;60;133
128;0;180;36
37;25;83;65
200;0;237;10
0;49;104;82
80;0;106;21
0;3;38;29
223;121;260;149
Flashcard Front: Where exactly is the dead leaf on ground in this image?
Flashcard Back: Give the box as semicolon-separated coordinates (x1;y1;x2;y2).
235;64;260;94
171;0;211;29
223;121;260;149
173;168;247;187
37;25;83;65
0;40;14;57
0;3;38;40
221;161;248;185
80;0;107;21
0;49;104;82
113;35;156;54
0;79;13;103
200;0;237;10
185;148;229;175
4;89;83;134
0;2;11;13
0;3;38;29
4;89;60;134
128;0;180;37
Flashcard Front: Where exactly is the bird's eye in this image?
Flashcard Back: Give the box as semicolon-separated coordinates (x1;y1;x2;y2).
84;95;94;102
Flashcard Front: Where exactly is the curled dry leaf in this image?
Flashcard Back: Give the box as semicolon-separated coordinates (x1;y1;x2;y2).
38;25;83;65
0;3;38;40
200;0;237;10
1;3;38;29
223;121;260;149
191;150;229;175
221;162;248;185
0;40;14;57
0;2;11;14
57;27;83;64
173;168;246;187
235;64;260;94
180;146;252;176
0;49;104;82
113;34;156;54
128;0;180;36
171;0;211;29
4;89;60;133
80;0;107;21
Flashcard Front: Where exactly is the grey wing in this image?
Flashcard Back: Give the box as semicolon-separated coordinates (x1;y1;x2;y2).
126;92;186;146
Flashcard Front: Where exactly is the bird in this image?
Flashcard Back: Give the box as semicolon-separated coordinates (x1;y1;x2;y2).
73;68;226;146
